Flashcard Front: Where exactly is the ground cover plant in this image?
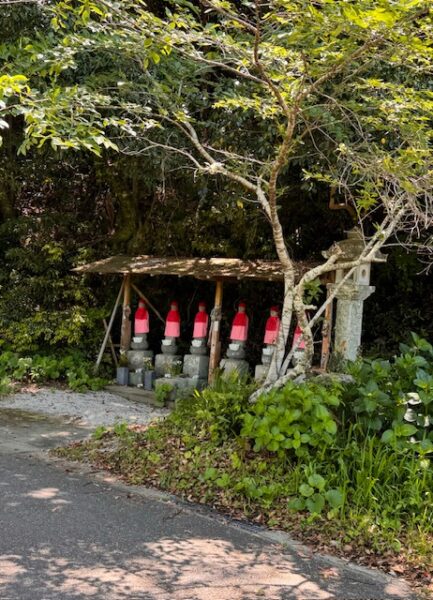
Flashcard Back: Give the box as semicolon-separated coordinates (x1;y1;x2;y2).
0;350;109;393
56;335;433;594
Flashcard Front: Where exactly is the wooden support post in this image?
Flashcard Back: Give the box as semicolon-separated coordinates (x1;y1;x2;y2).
120;273;132;353
131;282;165;324
103;318;118;367
208;279;223;383
320;287;334;371
94;279;124;372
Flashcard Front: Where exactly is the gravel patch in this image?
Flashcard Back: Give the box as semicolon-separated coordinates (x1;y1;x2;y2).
0;388;168;428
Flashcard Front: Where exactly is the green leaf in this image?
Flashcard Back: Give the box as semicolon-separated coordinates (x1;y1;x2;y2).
306;493;325;514
324;419;337;435
203;467;218;481
325;488;344;509
299;483;314;497
381;429;395;443
394;423;417;437
307;473;326;491
288;497;305;512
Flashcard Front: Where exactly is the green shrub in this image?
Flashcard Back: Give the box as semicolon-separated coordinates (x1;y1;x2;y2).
344;333;433;449
240;381;341;456
0;350;108;392
172;372;255;442
155;382;174;405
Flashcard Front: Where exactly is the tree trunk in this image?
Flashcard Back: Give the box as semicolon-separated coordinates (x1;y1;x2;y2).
265;276;293;383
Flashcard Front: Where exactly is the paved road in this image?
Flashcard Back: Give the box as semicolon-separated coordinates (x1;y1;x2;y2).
0;407;413;600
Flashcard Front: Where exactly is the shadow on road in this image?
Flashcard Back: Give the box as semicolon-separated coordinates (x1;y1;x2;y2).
0;408;413;600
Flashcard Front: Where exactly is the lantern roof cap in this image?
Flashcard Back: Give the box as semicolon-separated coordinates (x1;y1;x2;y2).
322;228;386;264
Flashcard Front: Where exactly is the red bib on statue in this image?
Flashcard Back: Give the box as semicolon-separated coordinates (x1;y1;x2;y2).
165;302;180;337
193;311;208;338
264;316;280;345
135;302;149;334
230;311;249;342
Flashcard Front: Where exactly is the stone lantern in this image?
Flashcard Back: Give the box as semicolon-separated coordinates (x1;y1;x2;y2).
323;228;386;362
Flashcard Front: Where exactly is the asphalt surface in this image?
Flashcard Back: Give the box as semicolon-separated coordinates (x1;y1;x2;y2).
0;406;414;600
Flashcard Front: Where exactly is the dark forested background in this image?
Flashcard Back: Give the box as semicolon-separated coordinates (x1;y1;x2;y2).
0;3;431;366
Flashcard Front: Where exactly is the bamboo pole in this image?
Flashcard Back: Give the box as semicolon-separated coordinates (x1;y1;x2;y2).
94;279;124;372
131;282;165;324
208;279;224;383
103;318;118;367
120;273;132;352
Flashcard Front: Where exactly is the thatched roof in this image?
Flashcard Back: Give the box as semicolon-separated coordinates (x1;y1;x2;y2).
72;255;293;282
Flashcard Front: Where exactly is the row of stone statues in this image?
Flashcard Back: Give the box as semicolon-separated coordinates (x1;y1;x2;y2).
124;298;306;388
134;298;289;352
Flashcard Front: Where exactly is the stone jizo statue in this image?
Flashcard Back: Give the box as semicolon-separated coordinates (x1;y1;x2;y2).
134;298;149;335
264;306;280;345
162;300;181;355
190;301;209;356
227;302;249;359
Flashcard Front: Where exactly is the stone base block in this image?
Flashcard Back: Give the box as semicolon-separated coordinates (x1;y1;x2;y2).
226;350;246;359
129;371;144;387
183;354;209;379
154;375;207;403
161;338;179;355
220;358;249;377
190;346;208;356
154;354;182;377
131;342;149;350
127;350;154;370
254;364;269;382
292;350;305;367
131;335;149;350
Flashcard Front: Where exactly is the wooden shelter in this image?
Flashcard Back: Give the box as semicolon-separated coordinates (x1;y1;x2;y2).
73;254;330;380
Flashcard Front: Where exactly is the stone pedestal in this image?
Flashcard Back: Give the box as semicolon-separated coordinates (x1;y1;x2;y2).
254;364;268;382
190;338;207;356
154;375;207;402
254;345;275;382
226;341;246;360
161;337;179;355
127;350;154;371
220;358;249;377
129;371;144;387
131;334;149;350
183;354;209;379
328;282;375;361
154;354;182;377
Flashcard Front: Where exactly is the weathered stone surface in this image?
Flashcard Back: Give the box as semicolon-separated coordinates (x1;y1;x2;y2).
190;345;208;356
129;371;144;387
183;354;209;379
131;335;149;350
310;372;355;387
189;339;208;355
328;282;375;361
254;364;268;382
161;338;179;355
292;349;305;367
220;358;249;376
154;354;182;377
127;350;154;370
131;341;149;350
261;345;275;365
154;376;207;401
226;341;247;360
